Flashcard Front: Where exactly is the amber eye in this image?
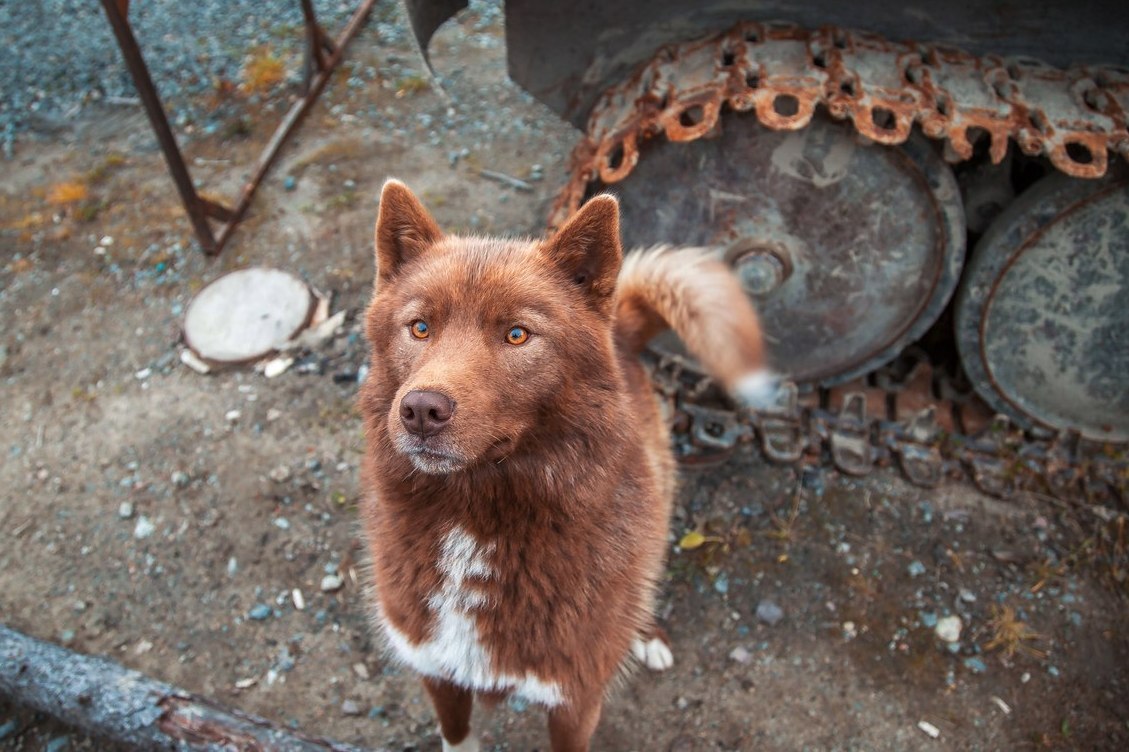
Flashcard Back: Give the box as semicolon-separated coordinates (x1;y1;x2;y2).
410;320;430;339
505;326;530;345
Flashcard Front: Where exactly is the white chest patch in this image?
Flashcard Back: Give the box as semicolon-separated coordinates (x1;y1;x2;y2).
380;526;564;707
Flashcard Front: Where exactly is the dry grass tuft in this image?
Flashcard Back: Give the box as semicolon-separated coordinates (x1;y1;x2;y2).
242;47;286;94
47;181;89;205
984;604;1046;659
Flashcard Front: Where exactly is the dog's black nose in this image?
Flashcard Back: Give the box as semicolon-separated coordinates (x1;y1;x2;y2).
399;390;455;437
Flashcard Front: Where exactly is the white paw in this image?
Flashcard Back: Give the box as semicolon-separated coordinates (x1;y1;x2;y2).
632;636;674;672
442;733;480;752
734;369;781;410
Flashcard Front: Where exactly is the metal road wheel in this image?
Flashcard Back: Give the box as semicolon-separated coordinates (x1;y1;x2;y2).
955;168;1129;442
613;112;966;386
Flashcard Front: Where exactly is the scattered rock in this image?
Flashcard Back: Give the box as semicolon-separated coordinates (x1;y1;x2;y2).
963;656;987;674
44;735;70;752
273;517;291;531
917;720;941;739
269;465;292;483
283;175;297;191
227;557;239;577
171;470;190;488
353;662;370;680
713;572;729;595
728;646;752;664
341;700;362;716
179;348;212;374
263;356;294;378
225;409;241;423
118;501;134;520
135;367;152;380
235;677;258;689
321;573;344;592
755;599;784;626
935;615;962;643
842;621;858;640
133;515;156;539
266;408;283;422
907;560;927;577
292;588;306;611
248;604;272;621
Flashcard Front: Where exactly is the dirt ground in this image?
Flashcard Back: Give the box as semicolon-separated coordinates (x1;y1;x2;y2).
1;5;1127;752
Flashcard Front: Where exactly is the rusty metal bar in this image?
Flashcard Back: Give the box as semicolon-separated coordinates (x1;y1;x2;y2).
99;0;377;256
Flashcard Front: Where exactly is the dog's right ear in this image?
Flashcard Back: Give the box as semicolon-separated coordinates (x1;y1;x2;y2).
375;179;442;284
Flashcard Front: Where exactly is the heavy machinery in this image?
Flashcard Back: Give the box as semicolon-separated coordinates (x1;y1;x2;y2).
404;0;1129;500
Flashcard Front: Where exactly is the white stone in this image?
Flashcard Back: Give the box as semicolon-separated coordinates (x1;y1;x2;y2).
935;615;963;643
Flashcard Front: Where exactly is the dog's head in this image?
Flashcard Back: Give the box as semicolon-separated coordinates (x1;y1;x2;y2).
363;180;624;475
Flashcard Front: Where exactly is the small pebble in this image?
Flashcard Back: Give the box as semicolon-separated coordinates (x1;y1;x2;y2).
273;517;291;531
248;604;272;621
728;646;752;664
225;409;241;423
135;368;152;380
919;611;938;628
508;695;529;713
755;599;784;626
321;574;344;592
133;516;156;539
963;656;988;674
171;470;190;488
269;465;292;483
353;662;370;680
292;589;306;611
917;721;940;739
935;615;962;643
341;700;362;716
59;630;75;645
283;175;297;191
713;572;729;595
227;557;239;577
44;736;70;752
907;560;927;578
0;720;17;740
118;501;134;519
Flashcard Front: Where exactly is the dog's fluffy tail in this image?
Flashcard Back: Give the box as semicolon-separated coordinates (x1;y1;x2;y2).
615;246;777;407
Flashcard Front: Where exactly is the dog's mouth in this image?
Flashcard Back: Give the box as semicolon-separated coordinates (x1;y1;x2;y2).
395;435;467;475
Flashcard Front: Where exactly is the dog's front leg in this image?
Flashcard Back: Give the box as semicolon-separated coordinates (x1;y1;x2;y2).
421;676;477;751
548;692;604;752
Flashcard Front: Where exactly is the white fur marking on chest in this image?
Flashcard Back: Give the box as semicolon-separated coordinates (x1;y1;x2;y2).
382;526;564;707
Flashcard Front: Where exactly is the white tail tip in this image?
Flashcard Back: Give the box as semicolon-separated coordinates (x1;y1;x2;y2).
734;370;782;410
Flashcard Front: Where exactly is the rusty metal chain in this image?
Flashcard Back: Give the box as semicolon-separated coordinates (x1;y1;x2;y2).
643;350;1127;505
548;21;1129;229
547;21;1129;502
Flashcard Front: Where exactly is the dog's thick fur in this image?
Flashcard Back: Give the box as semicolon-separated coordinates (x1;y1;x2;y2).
359;180;769;751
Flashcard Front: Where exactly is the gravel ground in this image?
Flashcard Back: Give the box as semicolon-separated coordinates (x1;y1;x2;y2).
1;1;1128;751
0;0;486;155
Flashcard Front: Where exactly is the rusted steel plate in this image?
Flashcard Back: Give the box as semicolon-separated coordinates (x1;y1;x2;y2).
613;115;965;386
956;168;1129;442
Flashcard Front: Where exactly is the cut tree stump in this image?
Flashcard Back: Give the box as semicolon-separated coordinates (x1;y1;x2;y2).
183;267;315;365
0;624;382;751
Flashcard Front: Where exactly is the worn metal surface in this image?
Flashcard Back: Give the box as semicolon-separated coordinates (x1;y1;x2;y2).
614;115;965;385
956;169;1129;442
647;348;1127;503
548;20;1129;230
543;18;1129;492
403;1;1129;129
100;0;377;256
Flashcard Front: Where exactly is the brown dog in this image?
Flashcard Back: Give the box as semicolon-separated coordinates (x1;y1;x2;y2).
359;180;771;751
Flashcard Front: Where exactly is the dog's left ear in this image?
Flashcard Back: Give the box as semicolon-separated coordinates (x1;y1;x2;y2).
543;195;623;314
375;179;442;285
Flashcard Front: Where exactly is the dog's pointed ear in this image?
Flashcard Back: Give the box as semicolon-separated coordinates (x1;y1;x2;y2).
375;179;442;284
543;195;622;313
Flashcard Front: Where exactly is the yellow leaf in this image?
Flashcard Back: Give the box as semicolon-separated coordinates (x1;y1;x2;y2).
679;531;707;550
